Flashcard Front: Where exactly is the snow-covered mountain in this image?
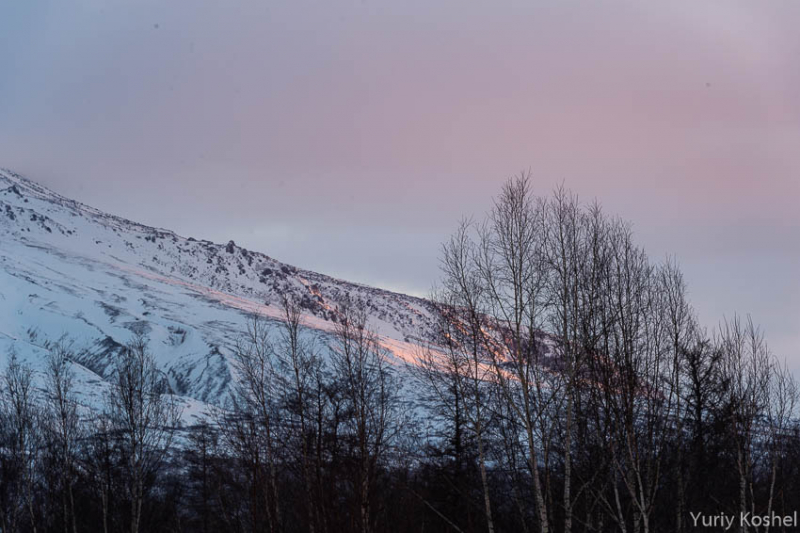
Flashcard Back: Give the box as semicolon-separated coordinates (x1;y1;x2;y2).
0;169;441;423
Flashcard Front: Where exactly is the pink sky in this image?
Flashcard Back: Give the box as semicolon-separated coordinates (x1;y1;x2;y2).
1;0;798;366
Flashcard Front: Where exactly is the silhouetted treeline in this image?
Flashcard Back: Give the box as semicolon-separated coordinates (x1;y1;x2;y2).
1;175;798;533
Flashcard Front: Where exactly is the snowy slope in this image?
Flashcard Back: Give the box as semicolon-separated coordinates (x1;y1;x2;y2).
0;169;441;422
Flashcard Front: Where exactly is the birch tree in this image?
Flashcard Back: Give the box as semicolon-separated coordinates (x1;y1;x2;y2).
330;301;400;533
108;335;181;533
43;339;82;533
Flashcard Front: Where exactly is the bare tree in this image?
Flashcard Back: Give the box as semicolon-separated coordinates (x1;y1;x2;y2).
658;257;696;533
227;313;283;533
717;316;771;533
108;335;181;533
330;300;400;533
416;283;497;533
764;360;798;532
0;353;40;533
275;294;326;533
43;339;83;533
84;413;117;533
474;175;554;533
438;220;506;533
542;184;589;533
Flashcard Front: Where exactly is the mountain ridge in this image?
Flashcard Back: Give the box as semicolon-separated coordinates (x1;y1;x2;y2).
0;168;441;421
1;168;426;299
0;168;438;333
